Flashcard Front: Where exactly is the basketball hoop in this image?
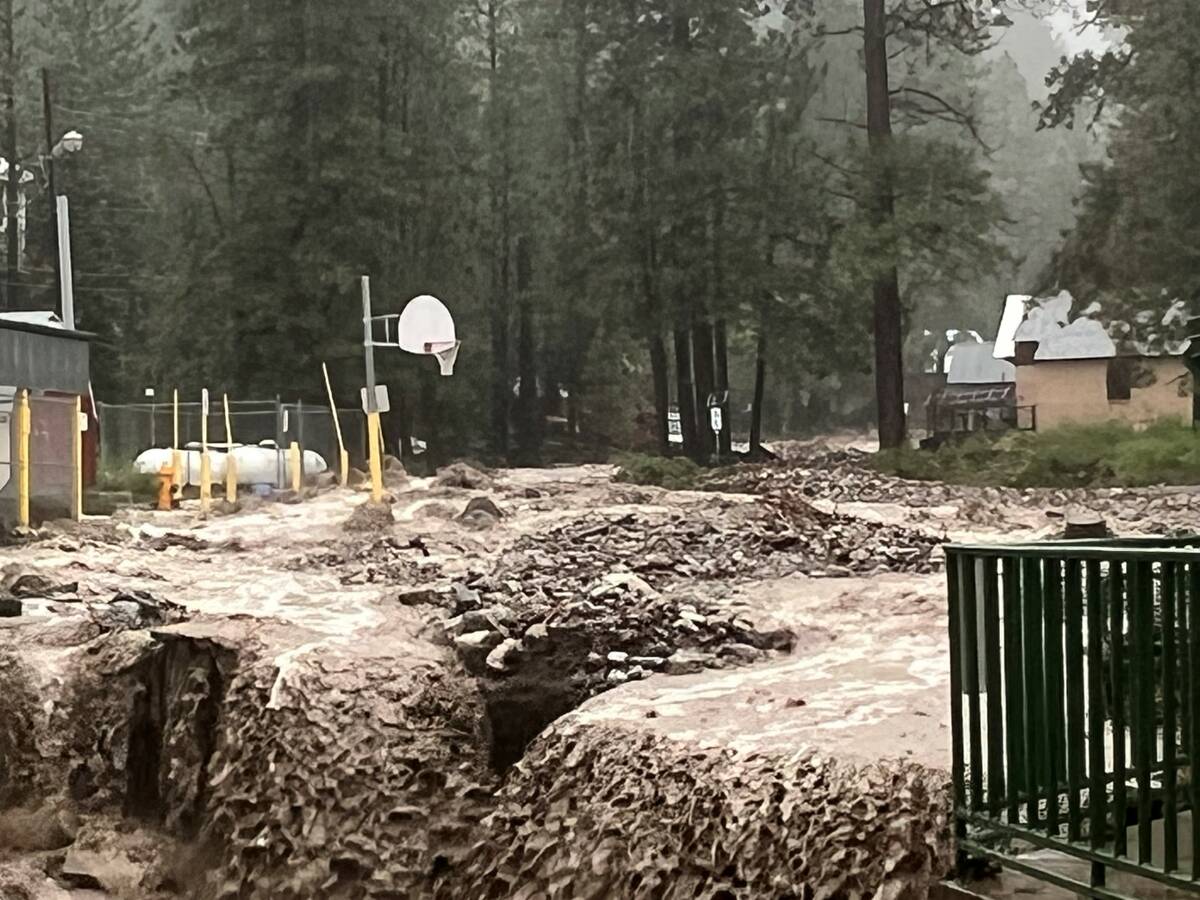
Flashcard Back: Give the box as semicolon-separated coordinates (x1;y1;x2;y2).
430;340;462;377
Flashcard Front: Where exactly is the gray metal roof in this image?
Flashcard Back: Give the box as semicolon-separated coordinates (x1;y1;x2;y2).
946;342;1016;384
0;316;91;393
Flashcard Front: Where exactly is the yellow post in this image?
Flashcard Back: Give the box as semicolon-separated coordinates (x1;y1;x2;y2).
172;388;182;496
16;389;30;528
222;394;237;503
199;389;211;514
289;441;302;493
366;411;383;503
321;362;349;487
72;395;83;521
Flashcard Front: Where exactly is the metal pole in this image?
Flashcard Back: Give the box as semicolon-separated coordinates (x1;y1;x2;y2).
361;275;383;503
42;68;60;306
199;388;211;514
56;196;74;329
2;0;17;310
223;393;236;503
172;388;181;495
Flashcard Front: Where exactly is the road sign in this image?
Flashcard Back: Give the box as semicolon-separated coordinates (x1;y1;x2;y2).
360;384;391;414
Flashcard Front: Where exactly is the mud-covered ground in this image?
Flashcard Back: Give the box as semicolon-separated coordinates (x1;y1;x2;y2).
1;447;1193;899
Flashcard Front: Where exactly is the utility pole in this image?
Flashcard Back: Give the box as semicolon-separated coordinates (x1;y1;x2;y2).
361;275;383;503
863;0;907;449
2;0;17;310
42;68;60;304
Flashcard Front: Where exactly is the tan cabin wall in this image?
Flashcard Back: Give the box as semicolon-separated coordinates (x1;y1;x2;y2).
1016;357;1192;430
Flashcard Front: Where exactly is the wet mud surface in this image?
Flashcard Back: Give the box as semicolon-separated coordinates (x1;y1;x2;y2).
1;451;1183;898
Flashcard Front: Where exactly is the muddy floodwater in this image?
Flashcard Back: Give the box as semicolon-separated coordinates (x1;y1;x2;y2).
3;449;1194;898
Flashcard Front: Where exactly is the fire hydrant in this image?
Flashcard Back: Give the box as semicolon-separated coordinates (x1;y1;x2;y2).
157;462;175;511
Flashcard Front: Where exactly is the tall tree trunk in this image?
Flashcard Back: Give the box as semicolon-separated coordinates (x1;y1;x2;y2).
673;324;699;459
714;318;732;455
669;0;699;459
648;333;670;454
486;0;511;459
710;186;731;456
565;0;590;439
863;0;906;449
624;0;668;453
515;234;539;463
749;318;767;456
691;317;715;458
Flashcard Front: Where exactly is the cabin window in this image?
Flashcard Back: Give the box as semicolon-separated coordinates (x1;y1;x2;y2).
1107;358;1132;401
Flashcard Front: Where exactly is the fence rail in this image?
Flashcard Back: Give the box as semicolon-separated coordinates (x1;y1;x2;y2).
96;399;367;475
948;537;1200;898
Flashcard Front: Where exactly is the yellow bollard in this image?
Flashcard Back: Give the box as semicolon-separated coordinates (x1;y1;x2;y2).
223;394;237;503
16;389;30;528
366;410;383;504
72;395;83;521
172;388;182;499
157;463;174;511
289;442;302;493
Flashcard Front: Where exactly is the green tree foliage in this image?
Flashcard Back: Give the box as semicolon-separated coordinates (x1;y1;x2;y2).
4;0;1083;455
1043;0;1200;312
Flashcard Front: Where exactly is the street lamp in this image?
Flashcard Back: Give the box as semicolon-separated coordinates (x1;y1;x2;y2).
50;130;82;159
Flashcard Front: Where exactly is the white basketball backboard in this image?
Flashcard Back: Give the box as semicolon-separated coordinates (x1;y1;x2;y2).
397;295;456;354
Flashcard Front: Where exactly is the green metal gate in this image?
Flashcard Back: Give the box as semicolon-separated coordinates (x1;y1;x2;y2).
947;537;1200;897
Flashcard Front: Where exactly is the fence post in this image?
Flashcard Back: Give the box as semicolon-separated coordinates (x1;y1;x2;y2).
72;395;83;520
172;388;183;497
16;388;30;528
275;395;284;489
289;442;302;493
223;394;237;503
297;398;306;484
200;389;211;514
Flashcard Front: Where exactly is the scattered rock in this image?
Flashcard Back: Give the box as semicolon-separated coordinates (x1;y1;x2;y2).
485;638;522;671
394;587;447;607
606;651;629;664
456;630;503;651
461;496;504;520
459;509;499;531
1064;511;1108;540
0;597;20;617
143;532;209;552
434;463;493;490
523;622;550;644
414;501;460;520
343;502;395;533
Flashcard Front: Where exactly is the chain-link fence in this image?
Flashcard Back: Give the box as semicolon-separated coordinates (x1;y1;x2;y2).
96;399;366;478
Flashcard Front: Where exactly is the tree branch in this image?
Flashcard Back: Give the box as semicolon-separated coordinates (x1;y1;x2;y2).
891;86;991;151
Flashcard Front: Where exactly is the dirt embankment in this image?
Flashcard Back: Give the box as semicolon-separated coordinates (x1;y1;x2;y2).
0;461;984;899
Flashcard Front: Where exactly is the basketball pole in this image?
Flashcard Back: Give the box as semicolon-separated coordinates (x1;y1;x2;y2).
361;275;384;504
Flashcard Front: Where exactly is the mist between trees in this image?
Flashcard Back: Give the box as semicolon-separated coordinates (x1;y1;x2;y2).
1;0;1156;463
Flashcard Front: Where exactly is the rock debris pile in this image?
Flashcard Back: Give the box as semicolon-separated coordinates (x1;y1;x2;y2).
203;640;494;899
457;721;953;899
289;534;438;585
710;447;1200;533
